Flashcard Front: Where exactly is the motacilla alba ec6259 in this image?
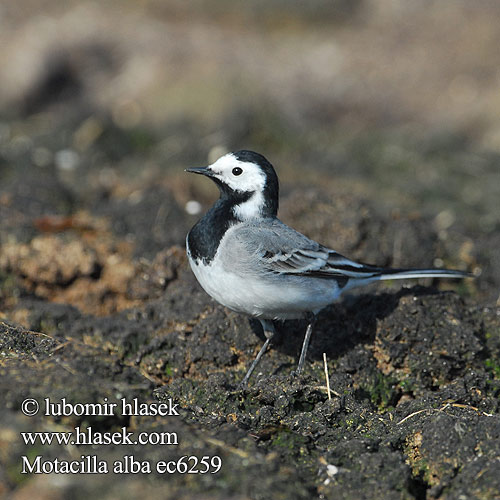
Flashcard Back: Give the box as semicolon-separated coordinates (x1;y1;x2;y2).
186;150;470;386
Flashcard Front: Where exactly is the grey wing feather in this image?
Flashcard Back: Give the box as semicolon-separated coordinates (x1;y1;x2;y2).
232;219;382;280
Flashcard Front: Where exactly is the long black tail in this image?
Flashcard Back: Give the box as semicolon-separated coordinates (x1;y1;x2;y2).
376;268;471;281
342;266;471;292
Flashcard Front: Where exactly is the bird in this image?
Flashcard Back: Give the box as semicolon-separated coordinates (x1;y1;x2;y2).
185;150;471;387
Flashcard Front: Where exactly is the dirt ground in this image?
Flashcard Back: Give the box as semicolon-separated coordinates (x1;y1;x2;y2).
1;1;500;499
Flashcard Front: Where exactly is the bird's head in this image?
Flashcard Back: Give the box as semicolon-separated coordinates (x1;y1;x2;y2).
186;150;279;219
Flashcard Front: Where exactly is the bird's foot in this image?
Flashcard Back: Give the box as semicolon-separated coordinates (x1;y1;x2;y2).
290;368;304;379
237;379;250;391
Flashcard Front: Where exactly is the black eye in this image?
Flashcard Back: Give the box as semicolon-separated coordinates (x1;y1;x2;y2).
232;167;243;176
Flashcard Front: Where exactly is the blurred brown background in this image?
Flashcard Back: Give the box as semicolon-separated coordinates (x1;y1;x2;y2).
0;0;499;296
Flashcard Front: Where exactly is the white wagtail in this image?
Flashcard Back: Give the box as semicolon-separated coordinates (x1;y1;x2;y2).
186;150;470;386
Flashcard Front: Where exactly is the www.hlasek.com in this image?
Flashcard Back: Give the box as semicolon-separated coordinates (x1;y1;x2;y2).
20;397;222;475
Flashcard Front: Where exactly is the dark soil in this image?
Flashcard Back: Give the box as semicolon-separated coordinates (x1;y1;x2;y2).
1;125;499;499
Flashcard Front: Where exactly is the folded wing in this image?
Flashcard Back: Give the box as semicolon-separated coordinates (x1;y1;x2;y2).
232;219;382;281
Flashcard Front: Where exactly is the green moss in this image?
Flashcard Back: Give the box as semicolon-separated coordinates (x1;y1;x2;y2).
399;378;415;394
270;428;308;451
485;358;500;379
367;372;398;410
414;458;431;484
342;416;360;430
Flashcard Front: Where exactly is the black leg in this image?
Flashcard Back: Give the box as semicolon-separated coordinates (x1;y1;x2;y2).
239;320;275;387
296;314;316;375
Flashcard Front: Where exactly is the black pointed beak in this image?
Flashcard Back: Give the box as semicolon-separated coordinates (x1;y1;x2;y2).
185;166;213;177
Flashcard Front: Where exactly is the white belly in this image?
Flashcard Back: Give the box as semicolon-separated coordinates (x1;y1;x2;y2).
187;253;342;320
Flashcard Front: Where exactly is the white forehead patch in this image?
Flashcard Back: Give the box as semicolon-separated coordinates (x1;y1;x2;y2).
208;153;266;193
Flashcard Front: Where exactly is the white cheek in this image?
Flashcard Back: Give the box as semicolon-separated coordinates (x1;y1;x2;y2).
219;175;243;191
211;158;266;192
